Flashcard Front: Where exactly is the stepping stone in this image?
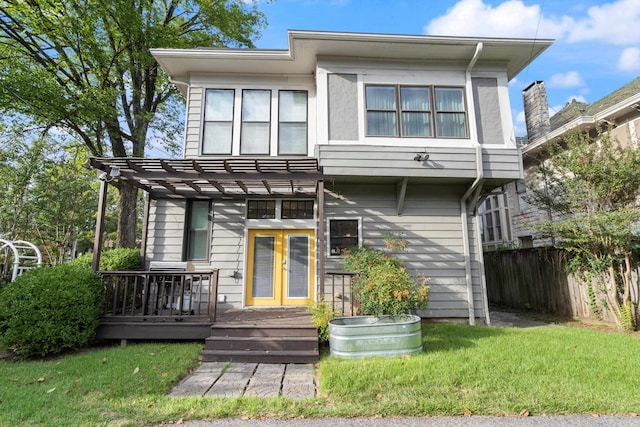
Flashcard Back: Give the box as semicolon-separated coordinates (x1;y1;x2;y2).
281;364;315;399
245;364;285;397
205;363;256;397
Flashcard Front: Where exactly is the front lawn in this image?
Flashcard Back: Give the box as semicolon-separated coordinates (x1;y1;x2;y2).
1;323;639;426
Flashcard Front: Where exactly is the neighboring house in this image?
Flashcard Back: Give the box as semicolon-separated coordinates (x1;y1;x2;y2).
90;30;551;338
482;77;640;249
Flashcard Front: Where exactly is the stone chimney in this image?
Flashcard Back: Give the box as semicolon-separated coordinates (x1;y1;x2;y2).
522;81;551;142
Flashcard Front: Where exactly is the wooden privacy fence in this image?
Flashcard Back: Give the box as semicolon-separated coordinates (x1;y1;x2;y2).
484;248;640;323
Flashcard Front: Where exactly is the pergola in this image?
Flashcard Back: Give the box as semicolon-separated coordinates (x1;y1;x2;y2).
88;157;325;280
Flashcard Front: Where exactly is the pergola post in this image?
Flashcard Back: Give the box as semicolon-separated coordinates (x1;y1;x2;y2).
92;179;108;272
140;192;151;270
317;179;325;299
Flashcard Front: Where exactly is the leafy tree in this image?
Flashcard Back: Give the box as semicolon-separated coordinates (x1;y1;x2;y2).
0;0;266;247
527;127;640;330
0;135;99;264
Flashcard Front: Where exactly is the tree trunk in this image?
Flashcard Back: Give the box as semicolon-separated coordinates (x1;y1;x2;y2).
117;182;138;248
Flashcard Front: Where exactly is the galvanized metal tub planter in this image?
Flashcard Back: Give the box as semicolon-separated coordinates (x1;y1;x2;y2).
329;315;423;359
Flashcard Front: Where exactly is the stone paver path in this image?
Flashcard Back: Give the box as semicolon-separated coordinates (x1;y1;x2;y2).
168;362;316;399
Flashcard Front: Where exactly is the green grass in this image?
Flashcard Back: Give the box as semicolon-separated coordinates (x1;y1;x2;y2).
2;324;640;426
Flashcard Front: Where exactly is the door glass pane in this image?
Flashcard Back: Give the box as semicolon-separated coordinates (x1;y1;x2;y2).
252;236;275;298
287;235;309;298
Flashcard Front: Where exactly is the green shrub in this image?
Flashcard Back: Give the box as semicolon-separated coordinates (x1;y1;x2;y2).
68;247;141;271
0;264;103;359
343;246;429;317
308;299;338;343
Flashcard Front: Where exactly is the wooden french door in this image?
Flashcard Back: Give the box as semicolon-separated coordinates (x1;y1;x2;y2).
246;229;315;306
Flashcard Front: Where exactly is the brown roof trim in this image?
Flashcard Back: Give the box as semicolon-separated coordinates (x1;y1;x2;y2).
88;157;323;199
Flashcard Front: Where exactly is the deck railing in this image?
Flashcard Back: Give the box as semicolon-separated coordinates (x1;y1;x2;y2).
99;270;219;322
324;271;358;316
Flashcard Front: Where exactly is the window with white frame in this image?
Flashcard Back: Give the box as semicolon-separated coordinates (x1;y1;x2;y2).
203;89;234;154
241;89;271;154
278;90;308;155
185;200;211;260
328;218;361;257
365;84;467;138
202;88;309;156
480;194;510;245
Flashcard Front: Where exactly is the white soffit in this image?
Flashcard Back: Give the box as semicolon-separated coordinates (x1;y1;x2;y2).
151;30;553;82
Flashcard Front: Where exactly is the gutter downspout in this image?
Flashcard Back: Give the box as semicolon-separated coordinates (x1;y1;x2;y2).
461;42;484;326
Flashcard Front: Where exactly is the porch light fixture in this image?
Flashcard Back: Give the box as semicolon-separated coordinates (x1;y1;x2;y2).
413;153;429;162
97;165;121;182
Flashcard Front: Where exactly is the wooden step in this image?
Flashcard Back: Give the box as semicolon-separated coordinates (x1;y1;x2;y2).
200;349;319;364
209;324;318;338
205;335;318;352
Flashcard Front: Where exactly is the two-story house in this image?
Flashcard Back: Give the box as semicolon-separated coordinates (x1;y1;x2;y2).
480;77;640;250
89;30;551;353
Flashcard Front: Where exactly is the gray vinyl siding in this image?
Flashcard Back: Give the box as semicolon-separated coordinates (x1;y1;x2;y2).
318;145;477;178
184;86;204;158
210;201;245;307
318;145;521;183
145;199;186;264
472;77;504;145
328;73;358;141
481;148;523;180
323;183;485;319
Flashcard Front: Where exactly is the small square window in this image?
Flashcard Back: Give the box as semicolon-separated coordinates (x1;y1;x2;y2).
247;200;276;219
281;200;314;219
328;219;360;256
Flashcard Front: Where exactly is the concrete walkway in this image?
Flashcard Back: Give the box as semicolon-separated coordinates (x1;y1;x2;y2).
168;362;315;399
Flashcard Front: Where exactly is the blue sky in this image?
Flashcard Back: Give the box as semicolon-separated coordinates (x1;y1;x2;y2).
254;0;640;136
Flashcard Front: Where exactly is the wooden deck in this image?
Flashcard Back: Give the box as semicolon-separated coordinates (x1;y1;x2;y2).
201;307;319;364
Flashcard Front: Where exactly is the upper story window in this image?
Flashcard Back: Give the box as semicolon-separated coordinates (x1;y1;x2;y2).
202;89;308;156
279;90;308;155
365;85;468;138
203;89;234;155
241;90;271;155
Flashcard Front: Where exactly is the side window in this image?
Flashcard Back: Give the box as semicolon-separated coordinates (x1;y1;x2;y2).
185;201;211;261
434;87;468;138
365;85;397;136
278;90;308;155
328;218;361;257
203;89;234;155
400;86;432;137
241;89;271;154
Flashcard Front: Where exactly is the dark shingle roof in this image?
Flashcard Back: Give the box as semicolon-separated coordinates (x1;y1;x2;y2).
549;76;640;131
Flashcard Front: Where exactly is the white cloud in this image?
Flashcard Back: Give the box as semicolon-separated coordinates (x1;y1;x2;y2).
548;71;585;88
425;0;640;45
618;47;640;71
424;0;570;39
567;0;640;45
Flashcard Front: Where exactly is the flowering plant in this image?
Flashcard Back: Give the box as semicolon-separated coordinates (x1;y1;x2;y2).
343;245;429;317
